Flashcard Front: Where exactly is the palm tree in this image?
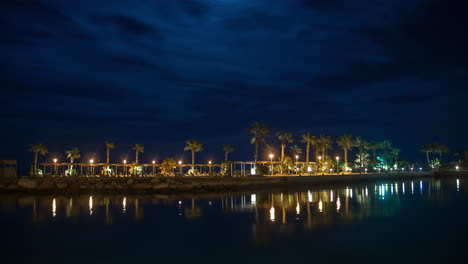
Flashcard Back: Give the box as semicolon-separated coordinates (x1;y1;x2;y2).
290;145;302;158
434;143;449;163
28;143;48;174
319;135;332;157
355;137;368;172
184;140;203;170
105;141;115;164
380;140;392;166
160;158;177;176
337;134;355;170
132;144;144;164
310;136;320;162
301;133;314;163
65;147;80;172
276;132;293;162
248;122;269;163
420;144;433;164
104;141;115;175
223;144;234;161
366;141;381;165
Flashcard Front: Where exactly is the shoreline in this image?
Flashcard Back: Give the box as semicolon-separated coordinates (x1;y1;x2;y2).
0;171;465;195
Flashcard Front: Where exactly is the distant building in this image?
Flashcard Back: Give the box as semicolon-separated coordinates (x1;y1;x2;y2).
0;160;17;180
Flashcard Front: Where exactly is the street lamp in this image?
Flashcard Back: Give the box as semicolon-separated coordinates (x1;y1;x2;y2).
89;159;94;177
123;160;127;177
335;156;339;174
295;155;299;174
269;154;274;175
152;160;156;175
456;165;459;171
53;158;57;176
208;161;212;175
178;160;183;174
318;156;322;174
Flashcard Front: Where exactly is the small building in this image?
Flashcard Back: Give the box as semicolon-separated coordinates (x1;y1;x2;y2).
0;160;17;180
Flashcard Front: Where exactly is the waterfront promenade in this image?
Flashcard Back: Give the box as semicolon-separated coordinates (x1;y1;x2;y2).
1;171;464;194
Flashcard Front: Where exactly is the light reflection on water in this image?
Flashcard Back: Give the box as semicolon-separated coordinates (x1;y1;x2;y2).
0;177;465;235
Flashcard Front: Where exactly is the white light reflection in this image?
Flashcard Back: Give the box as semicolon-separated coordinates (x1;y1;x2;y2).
308;190;312;202
319;201;323;212
89;196;93;215
456;179;460;192
52;198;56;217
270;207;275;222
346;187;349;197
395;183;398;194
251;194;256;205
411;181;414;194
330;190;334;202
420;181;423;194
350;189;353;198
402;183;405;195
391;184;394;195
336;197;341;212
296;202;300;215
365;187;369;197
123;197;127;213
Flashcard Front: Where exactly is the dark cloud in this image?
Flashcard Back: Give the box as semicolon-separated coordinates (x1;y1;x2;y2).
375;95;434;105
1;0;468;169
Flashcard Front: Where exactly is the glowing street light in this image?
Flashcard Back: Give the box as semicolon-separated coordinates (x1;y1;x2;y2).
456;165;459;171
152;160;155;164
335;156;340;174
269;154;274;175
89;159;94;176
123;159;127;164
178;160;182;165
53;159;58;176
178;160;183;174
152;160;156;175
419;167;422;172
208;160;212;165
123;160;127;177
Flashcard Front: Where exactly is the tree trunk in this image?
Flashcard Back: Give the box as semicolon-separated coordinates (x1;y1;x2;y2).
225;152;228;161
34;152;38;173
306;143;310;163
254;142;259;163
281;144;285;162
426;152;430;164
106;148;110;164
344;149;348;170
135;151;139;164
191;150;195;170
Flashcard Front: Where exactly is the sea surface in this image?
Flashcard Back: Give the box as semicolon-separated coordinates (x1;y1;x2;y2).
1;176;467;263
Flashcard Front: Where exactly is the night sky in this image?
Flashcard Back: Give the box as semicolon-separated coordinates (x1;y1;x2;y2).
1;0;467;170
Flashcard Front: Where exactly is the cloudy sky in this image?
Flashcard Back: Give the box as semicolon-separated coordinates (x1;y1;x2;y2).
1;0;467;169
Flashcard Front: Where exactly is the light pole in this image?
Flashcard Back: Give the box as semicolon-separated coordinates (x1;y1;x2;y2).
208;160;212;175
318;156;322;174
123;160;127;177
295;155;299;174
269;154;274;175
90;159;94;177
53;159;57;176
152;160;156;176
179;160;183;175
335;156;340;174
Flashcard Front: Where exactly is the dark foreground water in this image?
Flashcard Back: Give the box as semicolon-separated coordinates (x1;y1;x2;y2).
1;176;468;263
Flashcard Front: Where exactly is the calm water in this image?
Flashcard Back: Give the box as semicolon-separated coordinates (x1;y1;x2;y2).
2;176;468;263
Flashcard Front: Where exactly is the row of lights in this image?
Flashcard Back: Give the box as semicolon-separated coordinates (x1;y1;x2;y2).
52;159;213;165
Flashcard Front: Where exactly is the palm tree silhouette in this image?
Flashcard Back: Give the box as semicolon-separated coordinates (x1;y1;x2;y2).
184;140;203;170
337;134;355;170
105;141;115;175
65;147;80;174
276;132;293;162
132;144;144;164
366;141;381;165
248;122;269;163
355;137;369;172
319;135;332;158
28;143;48;175
301;133;314;163
223;144;234;161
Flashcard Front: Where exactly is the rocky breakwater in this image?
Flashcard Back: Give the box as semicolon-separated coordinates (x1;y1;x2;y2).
0;176;286;194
